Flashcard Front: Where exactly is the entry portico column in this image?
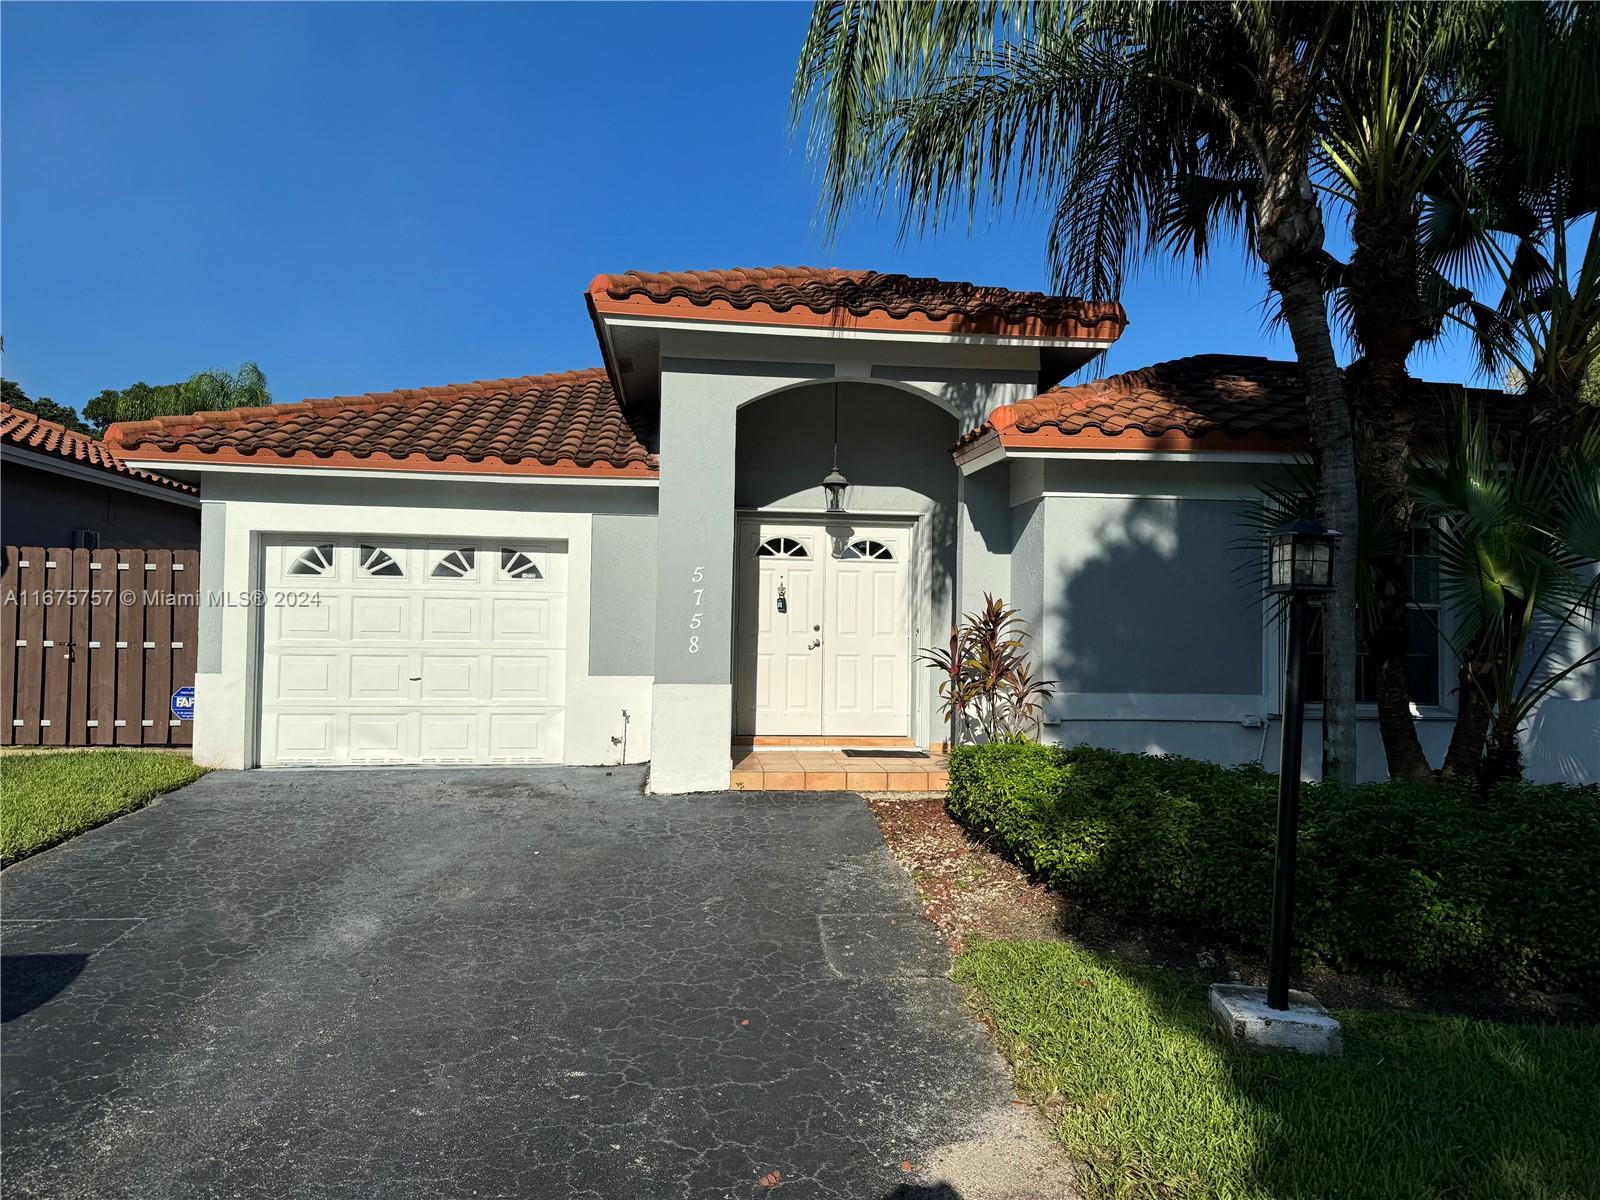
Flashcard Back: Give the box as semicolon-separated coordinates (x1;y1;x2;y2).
648;357;824;793
649;366;739;793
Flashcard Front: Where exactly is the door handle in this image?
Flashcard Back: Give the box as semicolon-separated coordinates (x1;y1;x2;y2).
408;676;422;682
808;638;822;650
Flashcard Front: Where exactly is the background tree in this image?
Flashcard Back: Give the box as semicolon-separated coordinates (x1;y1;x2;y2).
794;1;1369;782
1;378;93;434
81;362;270;433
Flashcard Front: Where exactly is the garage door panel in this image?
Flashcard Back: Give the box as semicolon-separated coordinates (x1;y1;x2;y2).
492;595;563;644
488;711;558;762
418;712;478;762
421;596;479;641
490;653;560;702
269;712;339;762
420;655;478;699
260;537;567;767
348;712;411;762
351;594;413;641
275;654;341;701
274;597;341;641
349;654;411;700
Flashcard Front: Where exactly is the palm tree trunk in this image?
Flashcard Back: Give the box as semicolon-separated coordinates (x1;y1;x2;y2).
1440;657;1492;782
1345;195;1434;782
1258;192;1361;785
1481;710;1525;789
1275;264;1361;788
1254;45;1360;788
1353;381;1433;782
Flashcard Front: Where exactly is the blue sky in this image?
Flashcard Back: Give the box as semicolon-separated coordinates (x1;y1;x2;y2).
3;2;1488;414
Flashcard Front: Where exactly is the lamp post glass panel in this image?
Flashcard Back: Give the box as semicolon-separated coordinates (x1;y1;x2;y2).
823;466;848;514
1266;519;1339;1010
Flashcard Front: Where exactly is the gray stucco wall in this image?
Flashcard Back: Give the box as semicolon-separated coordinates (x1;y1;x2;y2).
2;462;200;549
1010;497;1045;645
1041;494;1263;695
590;512;657;676
736;381;958;516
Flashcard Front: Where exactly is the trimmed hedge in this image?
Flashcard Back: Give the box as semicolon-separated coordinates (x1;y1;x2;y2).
946;742;1600;992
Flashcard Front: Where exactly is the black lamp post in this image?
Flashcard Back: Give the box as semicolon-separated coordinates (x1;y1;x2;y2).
1265;517;1339;1011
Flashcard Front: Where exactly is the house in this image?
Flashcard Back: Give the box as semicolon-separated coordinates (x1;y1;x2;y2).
1;402;200;549
104;266;1599;789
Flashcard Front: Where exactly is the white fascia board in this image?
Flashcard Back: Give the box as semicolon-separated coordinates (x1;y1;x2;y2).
956;444;1300;474
600;311;1109;353
2;445;201;507
953;442;1007;475
118;460;659;487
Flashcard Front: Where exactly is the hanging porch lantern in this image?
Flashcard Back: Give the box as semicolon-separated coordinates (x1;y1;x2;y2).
822;380;848;514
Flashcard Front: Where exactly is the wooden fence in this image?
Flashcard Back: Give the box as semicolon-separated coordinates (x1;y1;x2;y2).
1;546;199;747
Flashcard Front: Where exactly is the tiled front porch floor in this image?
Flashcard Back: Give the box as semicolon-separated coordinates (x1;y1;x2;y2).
730;748;948;793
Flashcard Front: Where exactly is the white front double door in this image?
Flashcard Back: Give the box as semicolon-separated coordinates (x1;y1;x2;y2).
734;520;912;737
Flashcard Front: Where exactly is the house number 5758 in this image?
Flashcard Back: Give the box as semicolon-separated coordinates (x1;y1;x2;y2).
688;566;705;653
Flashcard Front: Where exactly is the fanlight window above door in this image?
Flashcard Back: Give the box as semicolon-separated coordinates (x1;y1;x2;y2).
840;539;894;561
287;543;335;576
429;547;477;579
500;548;543;580
358;544;405;578
756;536;809;559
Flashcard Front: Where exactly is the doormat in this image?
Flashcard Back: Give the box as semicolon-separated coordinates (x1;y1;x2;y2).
842;749;929;759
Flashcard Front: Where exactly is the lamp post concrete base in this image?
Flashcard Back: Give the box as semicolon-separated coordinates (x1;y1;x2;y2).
1208;984;1343;1055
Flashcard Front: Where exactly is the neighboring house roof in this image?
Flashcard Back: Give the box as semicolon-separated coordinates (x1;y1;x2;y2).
587;266;1128;342
1;401;196;494
105;368;657;479
954;354;1514;457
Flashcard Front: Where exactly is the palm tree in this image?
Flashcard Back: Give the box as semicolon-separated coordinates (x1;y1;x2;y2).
1411;400;1600;786
1313;6;1485;780
794;2;1371;782
1317;2;1598;780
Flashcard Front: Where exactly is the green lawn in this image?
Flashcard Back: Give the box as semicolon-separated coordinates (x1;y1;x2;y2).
1;750;208;866
955;939;1600;1200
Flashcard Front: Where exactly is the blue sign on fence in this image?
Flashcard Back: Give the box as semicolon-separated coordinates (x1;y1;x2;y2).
170;686;196;721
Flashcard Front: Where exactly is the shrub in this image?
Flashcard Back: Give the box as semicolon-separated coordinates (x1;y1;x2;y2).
946;743;1600;992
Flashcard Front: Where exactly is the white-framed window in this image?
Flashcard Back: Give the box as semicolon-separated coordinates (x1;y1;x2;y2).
500;548;543;581
358;544;405;579
839;538;894;561
429;546;478;580
756;536;809;559
1303;526;1443;706
288;543;335;577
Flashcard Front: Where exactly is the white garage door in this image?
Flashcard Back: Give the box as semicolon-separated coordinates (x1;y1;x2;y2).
259;537;566;766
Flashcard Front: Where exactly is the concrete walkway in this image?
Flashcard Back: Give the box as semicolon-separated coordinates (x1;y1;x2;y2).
1;767;1071;1199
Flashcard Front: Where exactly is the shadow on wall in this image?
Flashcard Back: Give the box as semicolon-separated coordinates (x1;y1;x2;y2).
735;382;961;611
1523;698;1600;784
1048;495;1262;697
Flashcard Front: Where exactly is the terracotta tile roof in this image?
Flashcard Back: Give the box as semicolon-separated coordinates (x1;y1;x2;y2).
588;266;1127;341
955;354;1517;456
1;402;195;493
104;368;657;478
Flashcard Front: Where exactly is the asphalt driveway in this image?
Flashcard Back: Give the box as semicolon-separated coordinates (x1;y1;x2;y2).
1;767;1069;1199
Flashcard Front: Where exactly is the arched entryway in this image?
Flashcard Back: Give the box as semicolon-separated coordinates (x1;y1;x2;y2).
732;381;958;747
